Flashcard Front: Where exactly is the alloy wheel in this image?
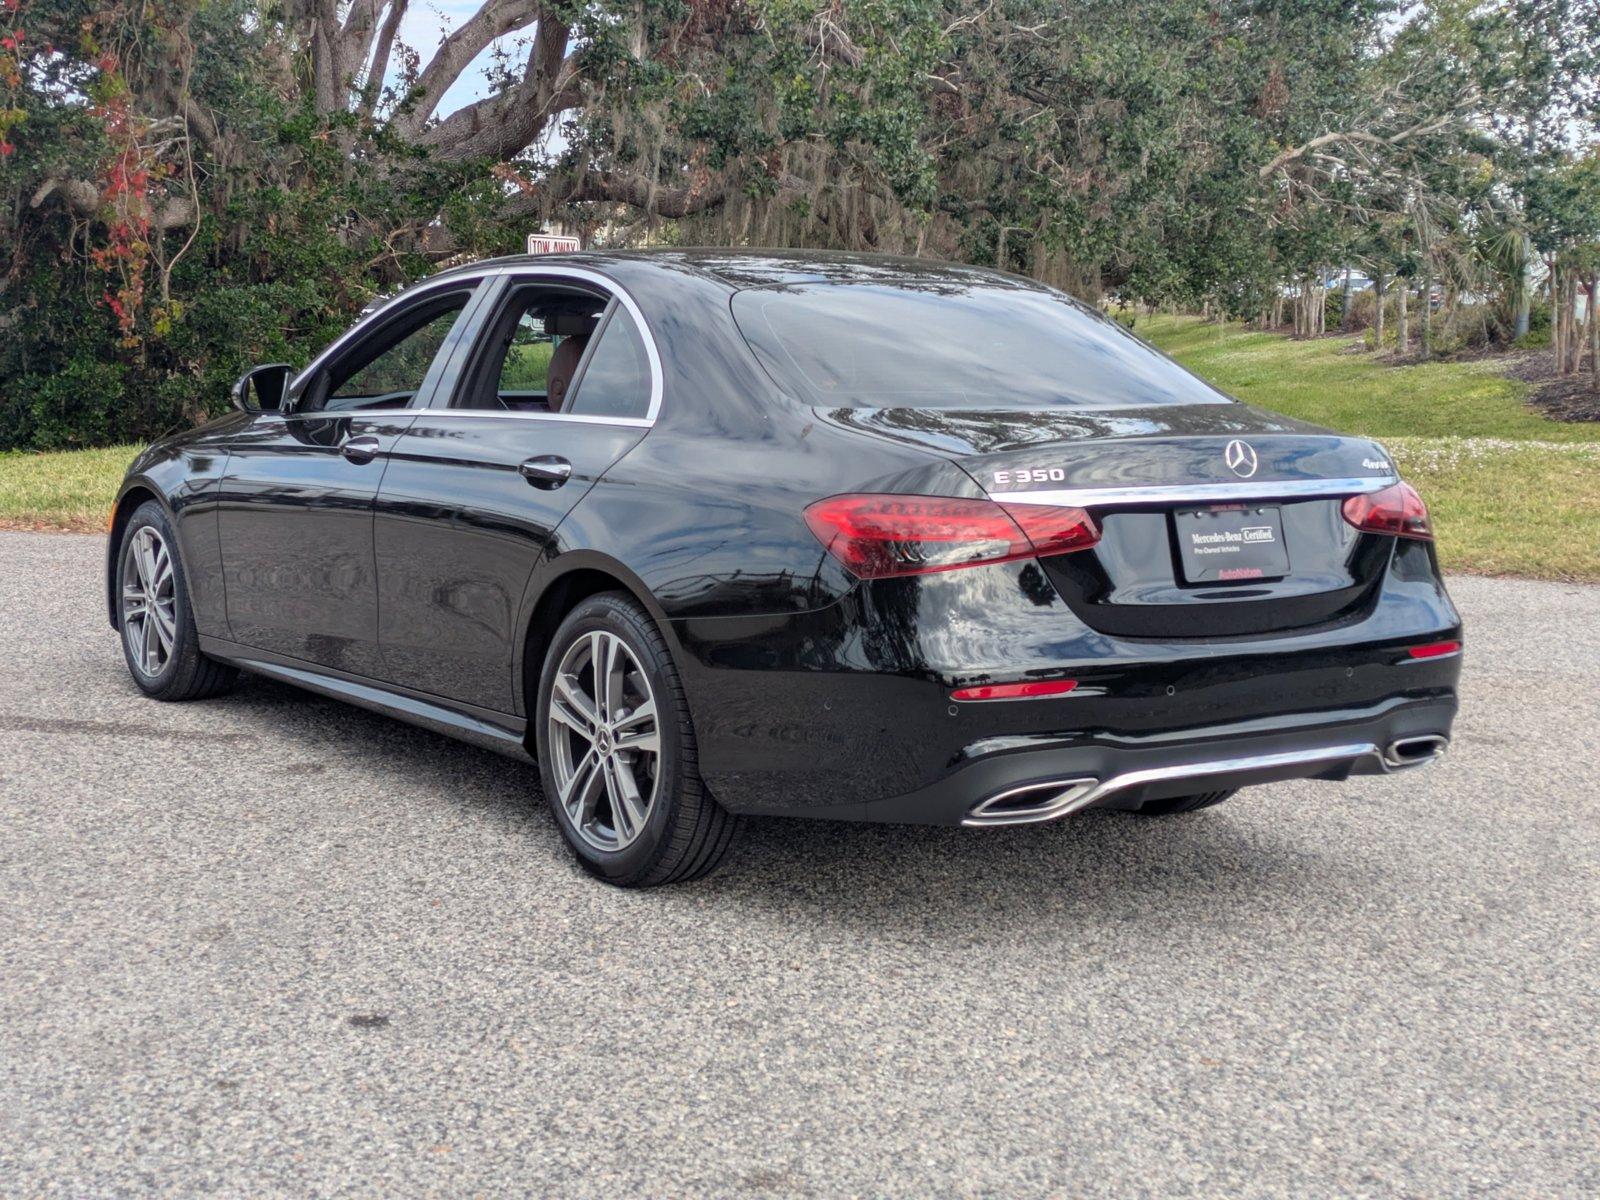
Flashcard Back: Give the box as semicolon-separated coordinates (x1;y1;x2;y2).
547;630;662;852
121;526;178;678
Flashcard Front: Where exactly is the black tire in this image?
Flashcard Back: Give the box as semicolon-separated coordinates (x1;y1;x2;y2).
115;501;239;702
1130;789;1237;816
534;592;739;887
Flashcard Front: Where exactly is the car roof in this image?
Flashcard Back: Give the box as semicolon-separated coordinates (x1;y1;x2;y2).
432;247;1029;293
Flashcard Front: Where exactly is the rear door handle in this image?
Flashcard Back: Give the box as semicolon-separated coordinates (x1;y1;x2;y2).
341;435;383;464
519;455;573;489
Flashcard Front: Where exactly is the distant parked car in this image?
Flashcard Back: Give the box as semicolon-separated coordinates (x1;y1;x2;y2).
106;250;1462;886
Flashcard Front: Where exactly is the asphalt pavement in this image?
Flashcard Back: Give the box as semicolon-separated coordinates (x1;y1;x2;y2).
1;530;1596;1198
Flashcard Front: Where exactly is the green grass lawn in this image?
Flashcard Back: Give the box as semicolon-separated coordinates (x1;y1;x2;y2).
0;444;140;533
1140;315;1598;441
3;316;1597;579
1141;315;1600;581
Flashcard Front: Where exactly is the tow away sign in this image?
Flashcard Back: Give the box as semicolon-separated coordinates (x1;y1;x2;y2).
527;233;581;255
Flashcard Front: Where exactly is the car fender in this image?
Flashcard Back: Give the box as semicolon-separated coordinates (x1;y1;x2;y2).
106;441;233;636
510;546;685;720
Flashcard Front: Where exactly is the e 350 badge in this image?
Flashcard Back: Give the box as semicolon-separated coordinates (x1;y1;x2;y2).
990;466;1069;487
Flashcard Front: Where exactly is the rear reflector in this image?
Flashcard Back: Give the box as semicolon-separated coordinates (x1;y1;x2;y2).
950;679;1079;702
1342;482;1432;540
1407;640;1461;659
803;494;1099;580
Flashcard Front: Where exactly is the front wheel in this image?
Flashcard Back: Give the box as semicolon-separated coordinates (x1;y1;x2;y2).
116;501;238;701
535;593;739;886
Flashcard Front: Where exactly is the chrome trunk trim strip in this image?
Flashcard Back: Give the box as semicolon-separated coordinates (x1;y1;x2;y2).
991;477;1395;508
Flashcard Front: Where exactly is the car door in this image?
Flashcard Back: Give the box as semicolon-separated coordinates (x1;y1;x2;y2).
215;278;485;677
372;271;659;713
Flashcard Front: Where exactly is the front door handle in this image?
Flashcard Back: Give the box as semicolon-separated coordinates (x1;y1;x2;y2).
341;435;383;465
519;455;573;489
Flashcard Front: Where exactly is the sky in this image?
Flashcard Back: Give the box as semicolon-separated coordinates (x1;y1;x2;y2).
393;0;511;118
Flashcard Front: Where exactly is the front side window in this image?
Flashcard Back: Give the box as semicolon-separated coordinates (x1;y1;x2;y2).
307;291;472;412
730;282;1232;411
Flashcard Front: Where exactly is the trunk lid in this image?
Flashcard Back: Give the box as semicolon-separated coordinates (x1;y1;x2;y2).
823;403;1399;638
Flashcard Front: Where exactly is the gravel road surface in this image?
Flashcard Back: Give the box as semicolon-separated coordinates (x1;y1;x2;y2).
1;531;1596;1197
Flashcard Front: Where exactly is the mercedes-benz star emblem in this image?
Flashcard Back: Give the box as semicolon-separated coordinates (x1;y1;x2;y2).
1224;439;1259;478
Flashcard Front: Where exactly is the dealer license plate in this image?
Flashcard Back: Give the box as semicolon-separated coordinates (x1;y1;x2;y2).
1174;505;1289;583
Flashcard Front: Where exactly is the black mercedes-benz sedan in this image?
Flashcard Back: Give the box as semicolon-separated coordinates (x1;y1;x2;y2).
106;250;1461;885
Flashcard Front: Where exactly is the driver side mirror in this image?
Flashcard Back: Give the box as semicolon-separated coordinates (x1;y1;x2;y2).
232;363;294;413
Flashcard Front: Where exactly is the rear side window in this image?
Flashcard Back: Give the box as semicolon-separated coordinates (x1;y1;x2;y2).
730;282;1231;410
568;306;652;419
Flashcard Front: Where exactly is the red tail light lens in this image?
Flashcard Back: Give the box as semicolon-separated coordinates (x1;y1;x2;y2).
1342;482;1432;540
803;494;1100;580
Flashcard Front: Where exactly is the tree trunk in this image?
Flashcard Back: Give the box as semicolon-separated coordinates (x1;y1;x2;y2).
1420;264;1433;358
1374;271;1386;348
1398;283;1408;354
1514;231;1533;339
1560;271;1570;374
1552;267;1562;373
1573;273;1586;375
1341;267;1353;331
1580;272;1593;390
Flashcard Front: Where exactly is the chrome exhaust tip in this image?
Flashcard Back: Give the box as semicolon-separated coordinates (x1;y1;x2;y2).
963;778;1099;827
1383;734;1449;770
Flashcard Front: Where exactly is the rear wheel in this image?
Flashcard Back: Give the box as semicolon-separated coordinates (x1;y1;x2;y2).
116;501;238;701
1130;789;1236;816
535;593;739;886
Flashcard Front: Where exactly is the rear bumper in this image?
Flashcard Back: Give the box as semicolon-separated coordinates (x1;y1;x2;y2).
720;693;1457;826
671;547;1463;820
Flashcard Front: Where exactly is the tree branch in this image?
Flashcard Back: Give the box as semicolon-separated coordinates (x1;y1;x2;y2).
335;0;386;91
30;177;196;230
359;0;409;120
563;170;726;217
392;0;545;139
418;15;577;161
1258;113;1461;179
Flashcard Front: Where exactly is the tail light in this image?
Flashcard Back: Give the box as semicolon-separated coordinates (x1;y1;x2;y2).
1342;482;1432;540
803;494;1100;580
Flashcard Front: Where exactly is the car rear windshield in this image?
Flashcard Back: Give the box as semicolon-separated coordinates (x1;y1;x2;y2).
730;282;1230;410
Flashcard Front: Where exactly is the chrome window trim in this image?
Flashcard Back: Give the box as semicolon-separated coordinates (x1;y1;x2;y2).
396;409;653;428
288;264;666;427
268;412;419;419
991;476;1396;508
259;406;646;428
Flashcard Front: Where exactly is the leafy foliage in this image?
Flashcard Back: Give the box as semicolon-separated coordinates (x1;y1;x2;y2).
1;0;1597;448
